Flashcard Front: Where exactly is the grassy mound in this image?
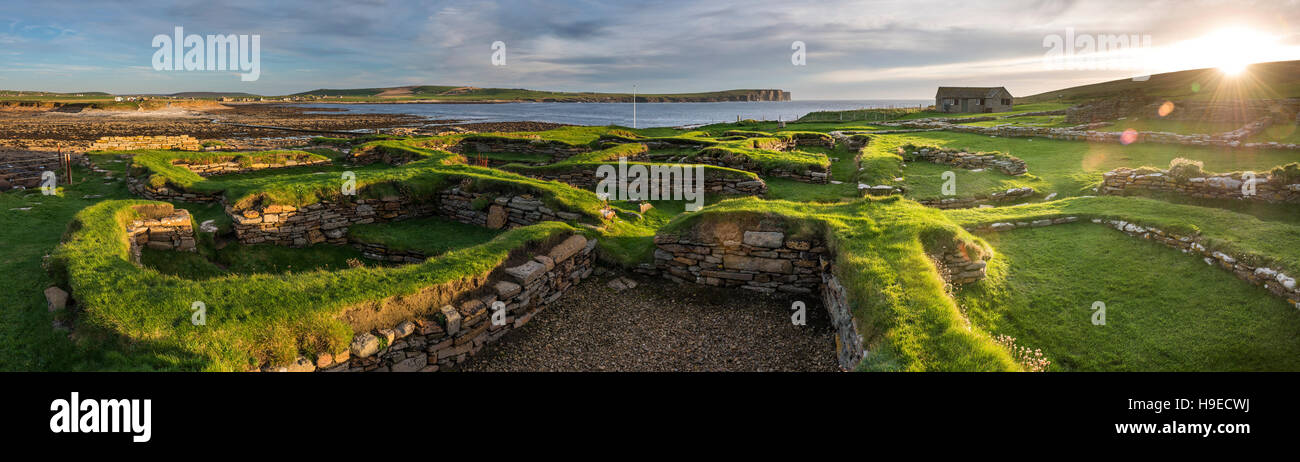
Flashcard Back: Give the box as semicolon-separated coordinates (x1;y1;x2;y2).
49;199;583;371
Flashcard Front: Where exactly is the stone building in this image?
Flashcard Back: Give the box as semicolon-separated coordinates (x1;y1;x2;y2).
935;87;1014;113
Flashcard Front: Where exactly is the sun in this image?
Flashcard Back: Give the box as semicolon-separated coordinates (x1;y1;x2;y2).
1194;27;1276;76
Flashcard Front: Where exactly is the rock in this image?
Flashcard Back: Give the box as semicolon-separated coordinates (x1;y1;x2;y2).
314;353;334;368
351;332;381;358
504;260;548;284
440;305;462;335
43;286;68;312
282;357;315;372
547;234;588;263
395;321;417;338
486;204;507;229
199;220;218;233
494;280;522;299
723;255;792;274
391;355;428;372
742;231;784;248
608;278;628;291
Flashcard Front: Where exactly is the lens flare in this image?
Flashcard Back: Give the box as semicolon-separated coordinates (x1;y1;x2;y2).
1120;129;1139;145
1157;101;1175;117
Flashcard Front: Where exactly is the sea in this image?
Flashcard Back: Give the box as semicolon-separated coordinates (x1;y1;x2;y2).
295;99;930;128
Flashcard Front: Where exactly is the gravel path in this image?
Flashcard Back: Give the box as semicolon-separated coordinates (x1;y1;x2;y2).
458;272;839;372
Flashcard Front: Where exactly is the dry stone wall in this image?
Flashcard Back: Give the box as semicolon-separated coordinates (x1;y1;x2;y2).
89;135;201;151
304;234;598;372
125;205;196;263
231;188;584;247
519;166;769;196
231;197;437;246
901;145;1028;176
693;147;831;183
125;176;223;202
1100;167;1300;204
915;187;1036;209
650;224;989;370
175;157;330;176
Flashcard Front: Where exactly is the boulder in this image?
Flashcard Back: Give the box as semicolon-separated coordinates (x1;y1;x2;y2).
486;204;507;229
43;286;68;312
350;332;381;358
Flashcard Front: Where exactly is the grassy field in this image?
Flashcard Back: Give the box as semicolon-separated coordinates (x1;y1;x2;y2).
864;131;1300;201
1096;118;1244;134
9;118;1300;372
957;222;1300;371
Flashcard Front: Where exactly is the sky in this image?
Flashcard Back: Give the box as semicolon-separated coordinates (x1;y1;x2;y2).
1;0;1299;99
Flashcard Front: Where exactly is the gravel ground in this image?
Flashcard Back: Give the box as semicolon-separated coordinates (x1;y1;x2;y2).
457;272;840;372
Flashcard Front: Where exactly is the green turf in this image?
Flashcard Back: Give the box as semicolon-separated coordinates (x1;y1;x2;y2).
348;215;503;256
1097;118;1245;134
956;222;1300;371
866;131;1300;201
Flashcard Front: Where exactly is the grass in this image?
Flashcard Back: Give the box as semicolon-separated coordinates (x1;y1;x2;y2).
49;198;585;371
958;115;1073;128
956;222;1300;371
763;146;860;202
944;196;1300;277
864;131;1300;201
1097;118;1244;134
348;216;503;256
658;197;1019;372
1249;121;1300;145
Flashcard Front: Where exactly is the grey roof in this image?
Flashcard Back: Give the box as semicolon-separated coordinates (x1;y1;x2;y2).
935;87;1011;98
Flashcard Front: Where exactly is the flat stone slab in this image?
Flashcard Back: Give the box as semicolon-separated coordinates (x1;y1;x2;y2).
742;231;784;248
504;260;548;284
547;234;588;263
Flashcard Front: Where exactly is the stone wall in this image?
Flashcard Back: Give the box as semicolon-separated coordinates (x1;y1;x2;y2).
650;224;989;370
437;188;584;229
305;234;598;372
968;217;1300;308
175;157;331;176
458;137;590;159
231;188;584;247
883;114;1300;151
125;205;196;263
125;176;223;203
518;166;769;196
89;135;201;152
693;147;831;183
1100;167;1300;204
230;197;438;246
901;145;1028;176
819;271;864;369
915;187;1036;209
653;230;827;294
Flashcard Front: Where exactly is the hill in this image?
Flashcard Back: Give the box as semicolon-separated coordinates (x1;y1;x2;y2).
1018;60;1300;103
290;86;791;102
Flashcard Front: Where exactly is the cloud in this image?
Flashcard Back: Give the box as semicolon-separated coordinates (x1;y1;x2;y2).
0;0;1296;98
